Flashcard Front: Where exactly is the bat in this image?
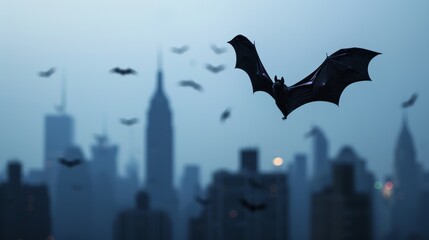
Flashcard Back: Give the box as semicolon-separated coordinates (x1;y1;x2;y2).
205;64;225;74
240;198;267;212
110;67;137;76
220;108;231;122
171;45;189;54
38;68;56;78
228;34;380;120
195;196;211;206
120;118;139;126
178;80;203;92
58;158;82;168
402;93;417;108
210;44;227;54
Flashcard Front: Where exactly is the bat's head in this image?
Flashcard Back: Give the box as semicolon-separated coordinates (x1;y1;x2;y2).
273;75;287;95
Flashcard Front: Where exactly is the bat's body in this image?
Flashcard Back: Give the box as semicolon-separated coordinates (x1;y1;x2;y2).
210;44;227;54
206;64;225;74
171;45;189;54
178;80;203;92
58;158;82;168
39;68;56;78
220;108;231;122
110;67;137;76
120;118;139;126
228;35;380;119
240;198;267;212
402;93;417;108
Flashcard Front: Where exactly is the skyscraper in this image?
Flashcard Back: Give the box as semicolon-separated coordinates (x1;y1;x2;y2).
307;126;331;192
44;113;74;193
91;135;118;240
145;56;177;233
391;117;421;239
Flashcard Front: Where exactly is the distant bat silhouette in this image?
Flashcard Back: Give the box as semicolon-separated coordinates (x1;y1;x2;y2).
178;80;203;92
38;68;56;78
240;198;267;212
110;67;137;76
220;108;231;123
402;93;418;108
120;118;139;126
248;179;266;190
228;34;380;120
171;45;189;54
210;44;227;54
205;64;225;74
58;158;82;168
195;196;211;206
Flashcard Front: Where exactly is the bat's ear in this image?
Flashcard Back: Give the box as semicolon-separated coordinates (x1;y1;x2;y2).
274;75;278;81
281;77;284;83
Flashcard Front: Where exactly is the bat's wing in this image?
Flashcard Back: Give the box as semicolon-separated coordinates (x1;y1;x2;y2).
228;35;274;98
285;48;380;117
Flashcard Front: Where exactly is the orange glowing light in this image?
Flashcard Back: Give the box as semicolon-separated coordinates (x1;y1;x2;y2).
273;157;284;167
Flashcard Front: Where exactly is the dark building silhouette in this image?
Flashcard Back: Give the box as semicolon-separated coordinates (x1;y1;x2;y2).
200;148;288;240
116;159;139;211
179;164;202;240
114;191;172;240
91;135;118;240
391;117;422;240
308;126;331;192
417;171;429;239
312;153;372;240
54;146;92;240
289;154;310;240
0;161;51;240
145;56;178;235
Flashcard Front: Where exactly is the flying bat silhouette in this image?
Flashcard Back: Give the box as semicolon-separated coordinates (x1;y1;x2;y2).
228;35;380;120
58;158;82;168
240;198;267;212
195;196;211;206
220;108;231;123
38;68;56;78
171;45;189;54
402;93;418;108
210;44;227;54
120;118;139;126
205;64;225;74
110;67;137;76
178;80;203;92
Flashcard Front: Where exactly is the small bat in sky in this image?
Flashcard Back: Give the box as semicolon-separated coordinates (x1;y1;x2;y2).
178;80;203;92
228;34;380;120
240;198;267;212
205;64;225;74
195;196;211;206
402;93;417;108
210;44;227;54
58;158;82;168
120;118;139;126
38;68;56;78
220;108;231;123
171;45;189;54
110;67;137;76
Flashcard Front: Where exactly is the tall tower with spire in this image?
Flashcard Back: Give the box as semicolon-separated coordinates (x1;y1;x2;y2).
391;116;421;239
145;52;177;225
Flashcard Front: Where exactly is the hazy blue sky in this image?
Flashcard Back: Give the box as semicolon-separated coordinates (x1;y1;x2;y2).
1;0;428;185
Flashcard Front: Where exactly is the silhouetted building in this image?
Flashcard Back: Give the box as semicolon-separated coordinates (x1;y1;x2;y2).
312;159;372;240
202;148;288;240
308;126;331;192
114;191;172;240
289;154;310;240
179;165;202;240
116;159;139;211
391;117;421;240
91;135;118;240
54;146;92;240
417;171;429;239
145;56;178;236
0;161;51;240
44;113;74;192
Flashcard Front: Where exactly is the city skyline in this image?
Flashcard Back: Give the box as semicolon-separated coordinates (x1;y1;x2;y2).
1;0;428;186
